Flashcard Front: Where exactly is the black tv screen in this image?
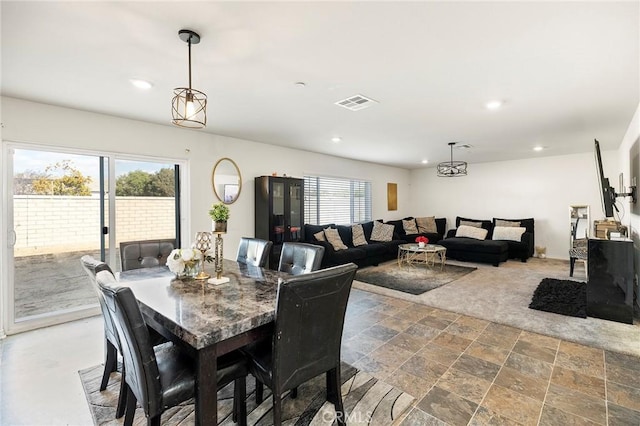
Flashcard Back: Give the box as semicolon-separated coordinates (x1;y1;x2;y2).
594;139;616;218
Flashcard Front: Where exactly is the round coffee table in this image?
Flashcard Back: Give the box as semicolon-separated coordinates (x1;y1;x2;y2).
397;243;447;270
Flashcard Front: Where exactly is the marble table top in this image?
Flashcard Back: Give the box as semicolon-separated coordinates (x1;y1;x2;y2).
118;260;290;350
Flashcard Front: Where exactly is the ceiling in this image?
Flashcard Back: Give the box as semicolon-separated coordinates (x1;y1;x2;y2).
2;1;638;169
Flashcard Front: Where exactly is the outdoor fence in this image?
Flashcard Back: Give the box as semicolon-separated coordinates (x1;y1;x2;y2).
13;195;175;256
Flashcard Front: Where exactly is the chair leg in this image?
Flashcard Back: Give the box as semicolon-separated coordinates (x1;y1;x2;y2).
124;385;137;426
147;416;161;426
327;367;345;426
570;257;576;277
101;340;118;390
290;387;298;399
115;364;127;418
272;393;282;426
255;379;264;404
234;377;247;426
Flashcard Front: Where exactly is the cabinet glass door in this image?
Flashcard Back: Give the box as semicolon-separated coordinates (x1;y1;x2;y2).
271;180;285;244
288;180;302;241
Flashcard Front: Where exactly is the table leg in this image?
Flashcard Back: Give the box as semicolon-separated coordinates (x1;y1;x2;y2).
196;345;218;426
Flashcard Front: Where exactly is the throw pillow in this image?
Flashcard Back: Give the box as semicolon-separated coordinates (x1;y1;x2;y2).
492;226;526;242
370;221;395;242
402;219;419;234
456;224;488;240
351;224;368;246
314;230;326;241
323;228;348;250
459;220;482;228
415;216;437;233
495;219;521;227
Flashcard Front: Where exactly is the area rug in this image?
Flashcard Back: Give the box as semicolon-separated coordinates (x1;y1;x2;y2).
79;362;414;425
355;261;477;295
529;278;587;318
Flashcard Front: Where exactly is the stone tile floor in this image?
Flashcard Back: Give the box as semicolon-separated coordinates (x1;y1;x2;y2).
343;288;640;425
3;283;639;425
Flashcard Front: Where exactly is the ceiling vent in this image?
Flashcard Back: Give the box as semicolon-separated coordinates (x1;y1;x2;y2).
335;94;378;111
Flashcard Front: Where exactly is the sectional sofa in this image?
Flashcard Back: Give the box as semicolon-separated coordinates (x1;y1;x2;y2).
303;217;447;268
439;216;535;266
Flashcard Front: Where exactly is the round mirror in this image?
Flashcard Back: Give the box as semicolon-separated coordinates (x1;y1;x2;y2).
211;158;242;204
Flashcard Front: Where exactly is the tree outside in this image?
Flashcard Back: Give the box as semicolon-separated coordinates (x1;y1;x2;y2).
116;168;175;196
30;160;92;196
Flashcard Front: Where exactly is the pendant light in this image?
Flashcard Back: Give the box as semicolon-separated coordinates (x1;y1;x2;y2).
172;29;207;128
437;142;468;177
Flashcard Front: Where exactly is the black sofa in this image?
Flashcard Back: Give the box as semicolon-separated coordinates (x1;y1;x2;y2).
303;221;405;268
385;217;447;244
440;216;534;266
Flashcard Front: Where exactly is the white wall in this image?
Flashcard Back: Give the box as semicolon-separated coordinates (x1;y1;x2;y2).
617;102;639;307
409;150;619;260
1;97;412;258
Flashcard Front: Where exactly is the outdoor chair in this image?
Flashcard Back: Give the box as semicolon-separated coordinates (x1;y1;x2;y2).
277;242;324;275
95;271;248;426
242;263;357;426
236;237;273;268
119;239;175;271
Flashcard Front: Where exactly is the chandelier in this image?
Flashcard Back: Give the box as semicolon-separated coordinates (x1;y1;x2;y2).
437;142;468;177
172;29;207;128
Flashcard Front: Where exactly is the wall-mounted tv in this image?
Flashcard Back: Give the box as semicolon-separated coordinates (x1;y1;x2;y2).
594;139;616;218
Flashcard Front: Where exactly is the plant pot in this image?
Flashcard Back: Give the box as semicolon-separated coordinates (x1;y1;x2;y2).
213;221;227;233
178;262;200;279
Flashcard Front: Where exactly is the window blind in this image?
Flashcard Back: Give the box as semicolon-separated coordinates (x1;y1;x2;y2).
304;175;372;225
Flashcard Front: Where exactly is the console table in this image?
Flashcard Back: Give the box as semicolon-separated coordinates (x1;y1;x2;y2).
587;238;634;324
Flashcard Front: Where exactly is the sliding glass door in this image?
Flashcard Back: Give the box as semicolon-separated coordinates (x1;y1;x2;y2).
2;144;182;334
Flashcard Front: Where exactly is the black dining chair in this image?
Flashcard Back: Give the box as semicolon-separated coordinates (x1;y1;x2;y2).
277;242;325;275
81;255;171;418
119;239;175;271
80;255;128;418
95;270;249;426
242;263;357;426
236;237;273;268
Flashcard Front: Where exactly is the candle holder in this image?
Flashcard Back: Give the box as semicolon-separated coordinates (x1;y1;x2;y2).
194;232;212;280
208;232;230;285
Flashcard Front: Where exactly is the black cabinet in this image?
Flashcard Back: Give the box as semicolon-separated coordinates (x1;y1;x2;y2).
587;238;634;324
255;176;304;269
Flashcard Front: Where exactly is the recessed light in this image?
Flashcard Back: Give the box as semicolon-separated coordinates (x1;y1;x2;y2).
421;159;428;164
331;136;342;143
533;146;544;152
130;78;153;90
485;100;502;110
295;82;306;88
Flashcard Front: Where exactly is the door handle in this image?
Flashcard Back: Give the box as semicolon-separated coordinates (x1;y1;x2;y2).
9;229;17;247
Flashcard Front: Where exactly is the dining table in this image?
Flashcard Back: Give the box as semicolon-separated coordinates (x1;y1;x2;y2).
118;259;290;425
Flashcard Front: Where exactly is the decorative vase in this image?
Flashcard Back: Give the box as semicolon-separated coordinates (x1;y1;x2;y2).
213;221;227;233
418;242;426;248
178;262;200;279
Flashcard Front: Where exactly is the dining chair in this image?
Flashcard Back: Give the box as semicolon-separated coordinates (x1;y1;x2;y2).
277;242;325;275
242;263;357;426
80;255;128;418
236;237;273;268
119;239;175;271
95;270;249;426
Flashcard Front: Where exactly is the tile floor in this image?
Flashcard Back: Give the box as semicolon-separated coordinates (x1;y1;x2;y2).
2;287;639;425
343;289;640;425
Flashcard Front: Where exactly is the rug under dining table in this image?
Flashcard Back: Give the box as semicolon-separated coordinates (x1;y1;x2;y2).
79;362;414;425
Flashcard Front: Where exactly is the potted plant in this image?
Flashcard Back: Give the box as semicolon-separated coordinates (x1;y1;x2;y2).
209;202;230;232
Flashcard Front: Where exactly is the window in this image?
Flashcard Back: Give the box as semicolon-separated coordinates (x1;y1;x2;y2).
304;175;372;225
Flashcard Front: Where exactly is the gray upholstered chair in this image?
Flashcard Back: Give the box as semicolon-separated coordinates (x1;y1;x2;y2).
119;239;175;271
236;237;273;268
278;242;325;275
